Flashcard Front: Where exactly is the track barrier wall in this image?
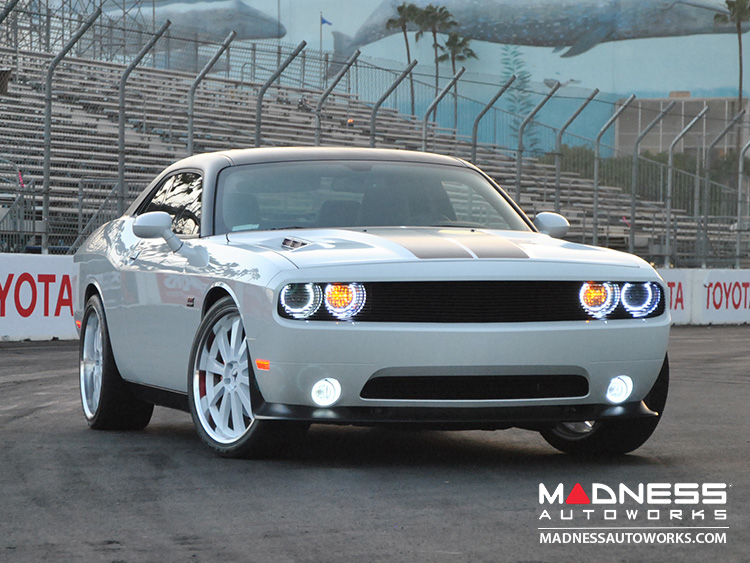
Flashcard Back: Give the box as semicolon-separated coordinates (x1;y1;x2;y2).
1;256;749;340
658;268;750;326
0;254;77;340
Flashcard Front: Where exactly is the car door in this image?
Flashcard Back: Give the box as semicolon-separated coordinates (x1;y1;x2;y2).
109;171;205;393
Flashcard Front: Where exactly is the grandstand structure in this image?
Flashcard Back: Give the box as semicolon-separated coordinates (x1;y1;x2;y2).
1;0;750;267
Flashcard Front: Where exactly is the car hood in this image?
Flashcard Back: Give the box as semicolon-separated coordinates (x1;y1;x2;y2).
224;227;650;272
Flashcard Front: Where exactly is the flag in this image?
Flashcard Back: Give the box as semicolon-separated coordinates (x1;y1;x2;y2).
321;15;333;25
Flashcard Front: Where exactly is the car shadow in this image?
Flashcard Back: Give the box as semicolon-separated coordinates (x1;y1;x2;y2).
137;412;668;471
276;425;666;471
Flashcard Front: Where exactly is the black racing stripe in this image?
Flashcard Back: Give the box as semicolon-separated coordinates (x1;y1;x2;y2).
435;230;529;259
369;229;473;259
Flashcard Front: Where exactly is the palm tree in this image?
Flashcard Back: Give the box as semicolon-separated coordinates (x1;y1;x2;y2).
415;4;457;99
715;1;750;115
386;2;419;115
714;1;750;187
438;32;477;128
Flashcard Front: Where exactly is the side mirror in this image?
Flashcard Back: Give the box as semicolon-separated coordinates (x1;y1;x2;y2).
133;211;183;252
534;212;569;239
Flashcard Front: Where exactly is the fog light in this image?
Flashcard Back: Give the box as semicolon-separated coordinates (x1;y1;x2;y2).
606;375;634;404
311;378;342;407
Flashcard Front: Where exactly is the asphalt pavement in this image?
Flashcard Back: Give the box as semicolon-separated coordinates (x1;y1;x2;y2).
0;326;748;562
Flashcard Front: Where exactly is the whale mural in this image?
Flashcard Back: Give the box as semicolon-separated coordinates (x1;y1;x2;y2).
103;0;286;40
332;0;743;62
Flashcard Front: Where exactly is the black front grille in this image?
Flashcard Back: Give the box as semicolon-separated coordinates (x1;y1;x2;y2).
360;281;586;322
360;374;589;401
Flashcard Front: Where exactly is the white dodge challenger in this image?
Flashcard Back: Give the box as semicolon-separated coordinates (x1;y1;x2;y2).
74;147;670;458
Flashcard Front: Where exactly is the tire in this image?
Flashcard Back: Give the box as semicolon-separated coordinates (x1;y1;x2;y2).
540;355;669;456
79;294;154;430
187;296;306;458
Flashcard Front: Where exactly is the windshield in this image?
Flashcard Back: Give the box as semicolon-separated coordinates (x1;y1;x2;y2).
214;160;531;234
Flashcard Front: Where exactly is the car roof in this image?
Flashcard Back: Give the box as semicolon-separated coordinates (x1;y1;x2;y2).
126;147;512;234
166;146;471;171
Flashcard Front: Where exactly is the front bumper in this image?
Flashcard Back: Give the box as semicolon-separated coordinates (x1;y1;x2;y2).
245;312;670;416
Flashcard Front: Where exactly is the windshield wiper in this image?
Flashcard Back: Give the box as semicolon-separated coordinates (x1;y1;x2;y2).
267;226;307;231
426;222;487;229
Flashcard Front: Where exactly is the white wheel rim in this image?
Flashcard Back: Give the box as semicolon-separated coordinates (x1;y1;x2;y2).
80;309;103;419
193;311;253;444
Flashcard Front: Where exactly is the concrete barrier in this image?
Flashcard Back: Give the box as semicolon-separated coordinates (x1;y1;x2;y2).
659;269;750;325
0;254;77;340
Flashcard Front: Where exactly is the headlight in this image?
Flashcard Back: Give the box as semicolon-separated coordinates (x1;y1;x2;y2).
579;282;619;319
279;282;366;321
280;283;322;319
579;281;663;320
621;283;660;318
324;283;367;320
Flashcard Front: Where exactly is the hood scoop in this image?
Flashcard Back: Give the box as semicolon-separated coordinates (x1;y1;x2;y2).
281;237;310;250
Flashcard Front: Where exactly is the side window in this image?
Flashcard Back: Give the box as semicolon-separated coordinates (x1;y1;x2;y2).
142;172;202;236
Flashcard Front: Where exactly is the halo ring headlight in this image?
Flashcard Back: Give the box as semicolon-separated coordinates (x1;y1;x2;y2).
579;282;620;319
280;283;323;319
622;283;660;318
324;283;366;320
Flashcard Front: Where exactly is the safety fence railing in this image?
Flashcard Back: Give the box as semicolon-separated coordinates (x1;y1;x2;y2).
66;179;123;254
533;126;750;267
0;177;40;253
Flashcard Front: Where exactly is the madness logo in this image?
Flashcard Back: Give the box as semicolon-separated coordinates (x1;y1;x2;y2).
538;483;728;523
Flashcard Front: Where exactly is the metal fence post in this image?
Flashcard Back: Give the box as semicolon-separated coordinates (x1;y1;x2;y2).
240;61;253;83
554;88;599;213
315;50;360;146
255;41;306;147
370;60;418;148
470;75;516;163
630;101;675;253
593;94;634;246
736;139;750;268
421;67;465;152
42;8;100;254
0;0;20;26
702;110;745;266
251;43;256;82
665;106;708;267
118;21;170;216
187;31;236;156
514;82;560;202
78;179;84;238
